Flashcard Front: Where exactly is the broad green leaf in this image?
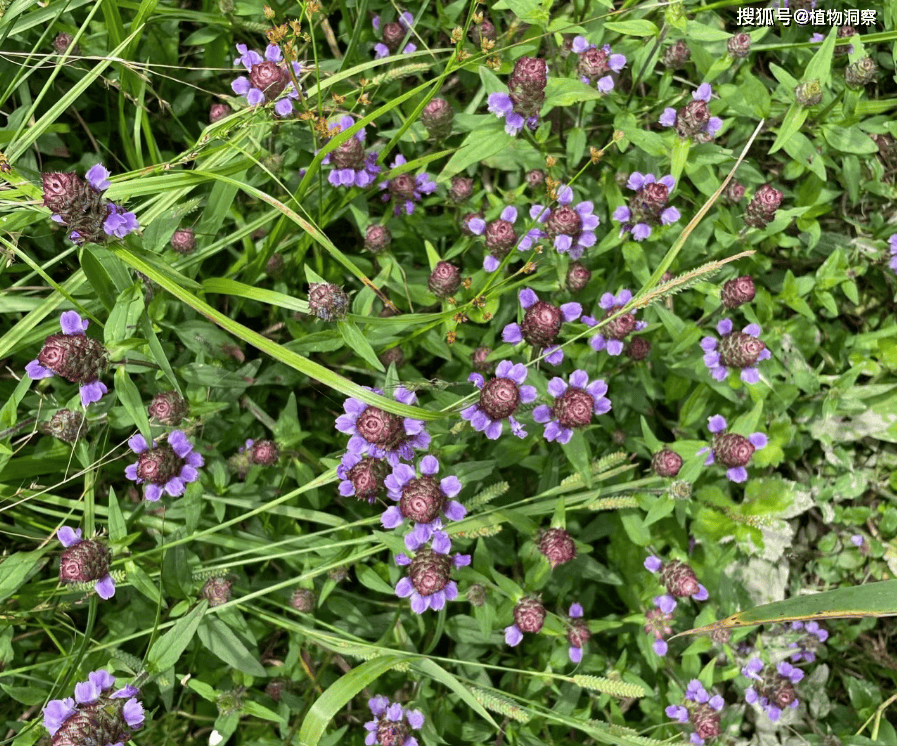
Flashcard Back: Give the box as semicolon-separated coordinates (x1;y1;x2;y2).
299;655;404;746
603;20;658;37
337;320;385;372
197;617;267;676
769;104;808;154
0;550;48;603
146;601;207;673
670;137;690;183
114;366;152;442
544;78;604;108
821;125;879;154
80;251;118;312
439;124;513;180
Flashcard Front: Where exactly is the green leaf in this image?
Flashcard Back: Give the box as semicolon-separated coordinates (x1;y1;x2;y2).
107;487;127;546
412;658;499;727
769;104;808;154
337;320;385;372
439;124;514;181
561;430;593;489
105;285;145;346
355;565;395;595
0;550;47;603
80;251;118;312
125;559;166;607
821;125;878;154
146;601;207;673
603;20;658;37
299;655;404;746
544;78;604;108
197;617;267;676
670;137;690;184
114;366;152;442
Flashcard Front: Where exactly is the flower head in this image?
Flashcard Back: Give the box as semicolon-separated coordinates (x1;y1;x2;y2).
378;154;438;216
364;696;424;746
744;184;783;229
645;556;708;613
124;430;204;501
335;387;431;466
666;680;725;744
467;205;538;271
337;453;390;502
323;115;382;188
566;603;591;663
505;596;546;646
698;414;767;483
148;390;189;426
583;289;646;356
644;606;674;655
529;184;600;260
394;540;470;613
613;173;681;241
537;528;577;568
651;448;683;477
487;56;547;136
571;37;626;92
660;83;723;141
26;311;109;407
720;276;756;309
742;657;803;722
502;288;582;364
372;12;416;59
460;360;537;439
533;370;611;444
57;527;115;599
231;43;302;117
701;318;770;384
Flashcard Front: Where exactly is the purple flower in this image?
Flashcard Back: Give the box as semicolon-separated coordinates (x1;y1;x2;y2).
124;430;204;501
461;360;537;439
103;203;140;238
26;311;109;407
659;83;723;140
378;154;438;215
372;12;416;59
381;455;465;549
533;370;611;444
571;37;626;92
582;289;646;356
613;173;680;241
486;91;539;136
394;540;470;614
566;603;591;663
468;205;539;271
85;164;111;191
230;43;303;117
502;288;582;364
698;414;767;483
364;695;423;746
742;656;803;722
700;318;771;383
335;386;430;466
43;670;144;741
529;184;599;260
645;606;674;655
57;526;116;599
322;115;382;188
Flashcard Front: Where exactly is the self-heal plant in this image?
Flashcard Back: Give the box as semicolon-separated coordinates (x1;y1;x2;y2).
566;603;591;663
365;696;423;746
26;311;109;407
528;184;600;260
231;43;302;117
571;36;626;92
644;605;674;655
57;527;115;599
487;57;547;136
659;83;723;141
583;289;646;356
322;116;382;188
337;453;390;503
788;620;828;663
698;415;768;483
382;455;465;548
372;12;416;59
394;539;470;613
533;370;611;444
461;360;537;439
665;679;725;745
701;318;770;383
378;154;438;215
613;173;681;241
125;430;204;501
742;658;804;722
468;206;539;271
505;596;546;646
502;289;582;365
644;556;708;613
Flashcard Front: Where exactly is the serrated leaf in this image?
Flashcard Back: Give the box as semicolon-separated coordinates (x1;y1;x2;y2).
146;601;207;673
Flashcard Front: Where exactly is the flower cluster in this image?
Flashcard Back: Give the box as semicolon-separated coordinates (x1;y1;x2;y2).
571;36;626;92
43;669;145;746
613;173;681;241
323;116;382;188
666;680;724;745
372;12;416;59
701;318;770;384
533;371;611;444
487;57;547;136
41;164;139;244
742;657;804;722
583;289;646;356
365;696;423;746
461;360;537;439
660;83;723;141
57;527;115;599
698;415;767;483
502;289;582;365
744;184;783;228
468;206;539;271
231;43;303;117
645;556;708;613
505;596;546;646
644;606;674;655
528;184;600;260
337;453;390;502
125;430;204;501
788;620;828;663
379;154;438;216
26;311;109;407
566;603;591;663
395;539;470;613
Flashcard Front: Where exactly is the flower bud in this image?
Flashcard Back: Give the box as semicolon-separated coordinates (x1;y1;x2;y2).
644;607;673;639
794;79;822;107
835;25;856;56
38;334;108;385
660;560;700;597
692;705;722;740
520;301;562;347
408;547;452;597
578;46;611;81
265;678;289;700
428;261;461;298
201;576;233;606
537;528;577;569
467;583;487;606
553;387;596;429
41;172;84;214
249;60;289;100
381;21;406;53
421;98;454;139
400;475;446;523
772;678;796;708
308;283;349;321
508;57;547;119
228;451;252;480
661;40;690;69
53;33;81;56
719;331;766;368
651;448;682;477
290;588;317;611
612;429;626;445
526;169;545;188
210;103;230;123
471;346;494;374
565;261;591;294
712;433;755;468
483;218;517;255
364;224;392;254
328;565;349;582
720;276;755;309
148;391;189;426
42;409;85;443
344;456;389;502
669;480;692;500
250;439;279;466
479;377;521;420
355;406;406;449
625;337;651;361
845;57;877;88
60;539;111;584
449;176;473;203
380;346;404;368
170;229;196;254
744;184;783;228
724;179;745;203
675;100;710;139
513;597;546;634
567;619;591;648
387;172;417;202
469;19;496;45
727;33;751;59
331;136;366;170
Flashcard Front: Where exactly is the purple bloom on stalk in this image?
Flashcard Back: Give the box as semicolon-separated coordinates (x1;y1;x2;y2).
230;43;303;117
502;288;582;364
57;526;115;600
888;234;897;273
322;115;382;188
85;164;111;191
528;184;600;260
335;386;430;466
381;455;465;550
666;680;724;745
364;696;424;746
571;36;626;92
566;602;591;663
583;288;647;356
103;203;140;238
487;91;539;136
645;605;674;656
613;172;681;241
124;430;204;501
698;414;767;483
533;370;611;444
645;555;708;613
394;540;470;614
461;360;537;439
468;205;539;271
700;318;771;384
372;12;416;59
743;657;803;722
850;534;864;547
659;83;723;140
378;154;438;216
26;311;109;407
